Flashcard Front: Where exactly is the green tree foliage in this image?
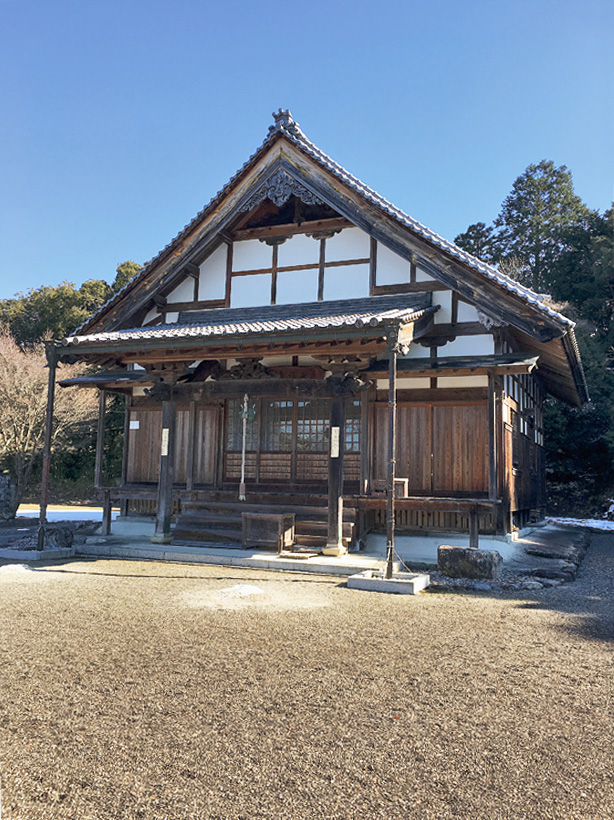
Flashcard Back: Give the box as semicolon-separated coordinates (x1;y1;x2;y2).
493;160;592;292
112;260;142;293
455;164;614;513
0;260;142;346
454;222;497;263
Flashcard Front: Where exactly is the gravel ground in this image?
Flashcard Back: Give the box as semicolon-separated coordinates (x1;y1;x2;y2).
0;534;613;820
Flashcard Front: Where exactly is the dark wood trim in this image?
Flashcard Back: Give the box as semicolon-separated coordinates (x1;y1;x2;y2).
232;217;352;242
270;243;278;305
224;242;233;308
369;237;377;295
421;321;488;338
142;314;163;327
94;389;106;489
120;394;131;513
451;291;459;325
165;298;225;313
373;281;449;295
317;238;326;301
410;261;417;284
230;257;370;278
376;387;488;403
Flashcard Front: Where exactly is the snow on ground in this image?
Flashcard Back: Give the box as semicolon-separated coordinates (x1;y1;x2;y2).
547;516;614;531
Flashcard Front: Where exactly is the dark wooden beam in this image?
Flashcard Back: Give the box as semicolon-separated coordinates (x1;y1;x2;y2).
385;346;398;579
488;372;498;502
232;217;351;242
369;237;377;295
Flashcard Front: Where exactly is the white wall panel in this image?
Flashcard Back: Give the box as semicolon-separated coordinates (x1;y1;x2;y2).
324;263;370;301
230;273;272;308
434;290;452;323
276;269;319;304
440;334;494;356
415;267;434;282
277;234;319;268
438;376;489;388
376;242;409;285
233;239;272;272
165;312;179;323
325;227;370;262
167;277;194;304
398;377;431;388
402;344;432;359
199;245;227;300
457;300;480;322
142;308;159;326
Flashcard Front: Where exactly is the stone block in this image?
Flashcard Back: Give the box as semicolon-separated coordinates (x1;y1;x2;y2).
438;545;503;580
43;525;74;549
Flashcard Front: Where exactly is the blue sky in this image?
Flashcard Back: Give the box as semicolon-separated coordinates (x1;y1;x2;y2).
0;0;612;300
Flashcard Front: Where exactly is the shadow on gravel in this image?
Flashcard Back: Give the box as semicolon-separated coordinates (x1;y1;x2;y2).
29;565;338;585
511;531;614;643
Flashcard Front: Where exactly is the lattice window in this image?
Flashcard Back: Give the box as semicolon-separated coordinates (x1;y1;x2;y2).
261;400;294;451
345;399;361;453
296;400;329;452
225;398;259;451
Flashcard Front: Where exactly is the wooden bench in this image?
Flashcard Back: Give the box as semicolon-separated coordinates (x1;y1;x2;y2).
242;512;295;553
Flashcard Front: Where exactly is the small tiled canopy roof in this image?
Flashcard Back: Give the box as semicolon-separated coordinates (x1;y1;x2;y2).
60;295;435;350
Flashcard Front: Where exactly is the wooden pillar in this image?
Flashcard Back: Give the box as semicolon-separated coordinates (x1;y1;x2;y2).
38;344;57;543
186;399;196;492
324;394;345;555
385;347;398;579
360;389;370;495
488;371;498;502
152;394;176;544
120;394;131;516
94;389;106;489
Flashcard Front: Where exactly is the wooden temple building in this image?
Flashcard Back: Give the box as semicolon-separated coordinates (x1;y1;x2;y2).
48;110;588;556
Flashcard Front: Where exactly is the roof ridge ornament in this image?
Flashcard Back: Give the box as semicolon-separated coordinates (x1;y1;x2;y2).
269;109;302;137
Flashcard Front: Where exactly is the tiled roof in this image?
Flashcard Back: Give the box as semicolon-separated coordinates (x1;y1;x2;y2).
75;110;573;335
63;295;435;348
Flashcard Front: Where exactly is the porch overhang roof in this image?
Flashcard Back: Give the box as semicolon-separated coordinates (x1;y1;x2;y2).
366;353;540;379
56;295;436;360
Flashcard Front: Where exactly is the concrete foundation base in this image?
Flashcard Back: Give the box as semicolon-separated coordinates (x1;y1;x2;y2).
151;533;173;545
347;569;430;595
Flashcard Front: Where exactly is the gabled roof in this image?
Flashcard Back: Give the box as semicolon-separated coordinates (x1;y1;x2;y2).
70;110;587;404
78;110;572;337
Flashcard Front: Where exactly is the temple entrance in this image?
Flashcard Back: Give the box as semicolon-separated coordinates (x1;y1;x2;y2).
223;397;360;486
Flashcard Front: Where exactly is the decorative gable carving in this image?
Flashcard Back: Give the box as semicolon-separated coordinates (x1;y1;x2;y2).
239;168;323;213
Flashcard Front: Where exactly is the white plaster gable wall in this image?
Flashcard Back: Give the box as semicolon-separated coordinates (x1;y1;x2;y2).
230;273;272;308
198;245;227;300
434;290;452;323
457;300;480;322
167;276;194;304
277;234;319;267
166;311;179;323
233;239;272;271
324;263;370;301
142;308;159;325
376;242;409;285
438;335;494;356
415;267;433;282
276;269;319;304
325;227;370;262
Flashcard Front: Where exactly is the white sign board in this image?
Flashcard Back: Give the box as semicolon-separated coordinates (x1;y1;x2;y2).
129;420;140;430
330;426;340;458
161;428;169;457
